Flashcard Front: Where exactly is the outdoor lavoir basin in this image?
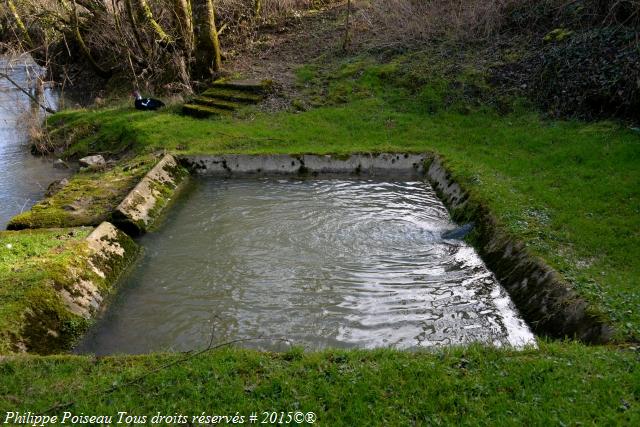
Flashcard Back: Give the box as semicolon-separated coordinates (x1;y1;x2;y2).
76;158;535;355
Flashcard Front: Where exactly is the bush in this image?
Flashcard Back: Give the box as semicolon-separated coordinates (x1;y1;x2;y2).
529;28;640;121
503;0;640;33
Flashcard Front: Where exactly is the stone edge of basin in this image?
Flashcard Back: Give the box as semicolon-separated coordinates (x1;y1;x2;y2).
112;154;189;236
14;222;138;354
424;153;615;344
178;153;427;175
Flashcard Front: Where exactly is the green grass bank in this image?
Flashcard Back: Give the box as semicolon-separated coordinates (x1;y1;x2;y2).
0;224;139;354
1;343;639;425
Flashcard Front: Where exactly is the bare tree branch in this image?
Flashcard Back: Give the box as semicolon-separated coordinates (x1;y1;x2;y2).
0;70;56;114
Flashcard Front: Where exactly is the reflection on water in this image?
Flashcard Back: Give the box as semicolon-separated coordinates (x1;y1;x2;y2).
0;55;70;228
77;177;535;355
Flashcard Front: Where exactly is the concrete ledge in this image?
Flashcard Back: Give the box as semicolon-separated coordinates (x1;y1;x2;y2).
60;222;137;319
112;154;189;236
424;154;614;343
7;223;138;354
179;153;428;176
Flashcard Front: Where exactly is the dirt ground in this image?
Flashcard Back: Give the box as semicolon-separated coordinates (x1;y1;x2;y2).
224;2;370;102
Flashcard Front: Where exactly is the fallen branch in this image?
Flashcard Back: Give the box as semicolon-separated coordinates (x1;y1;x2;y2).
104;336;292;395
0;71;56;114
43;334;292;414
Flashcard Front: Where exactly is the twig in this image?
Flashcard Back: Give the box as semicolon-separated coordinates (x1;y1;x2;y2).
217;23;229;37
342;0;352;52
0;71;56;114
43;335;292;414
103;336;291;395
16;199;30;213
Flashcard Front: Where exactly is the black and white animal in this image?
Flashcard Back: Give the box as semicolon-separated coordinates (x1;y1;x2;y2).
132;90;165;111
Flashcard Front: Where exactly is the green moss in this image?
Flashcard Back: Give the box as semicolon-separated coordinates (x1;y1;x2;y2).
544;28;574;43
111;157;189;235
192;97;243;110
145;162;189;230
0;226;138;354
201;88;264;103
7;156;154;230
0;228;92;353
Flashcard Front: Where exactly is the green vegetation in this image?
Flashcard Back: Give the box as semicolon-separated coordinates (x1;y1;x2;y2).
43;53;640;340
4;29;639;423
0;225;139;354
7;156;154;230
0;228;92;353
0;343;638;424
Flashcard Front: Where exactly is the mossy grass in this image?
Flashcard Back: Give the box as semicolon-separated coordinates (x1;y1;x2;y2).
0;228;92;353
44;51;640;340
0;225;138;354
192;97;243;110
0;342;638;424
7;156;155;230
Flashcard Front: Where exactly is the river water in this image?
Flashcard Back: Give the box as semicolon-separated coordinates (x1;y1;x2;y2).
77;177;535;355
0;55;70;228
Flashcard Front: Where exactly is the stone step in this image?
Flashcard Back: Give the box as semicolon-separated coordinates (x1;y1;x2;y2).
192;97;241;111
210;79;272;94
182;104;231;118
200;88;264;104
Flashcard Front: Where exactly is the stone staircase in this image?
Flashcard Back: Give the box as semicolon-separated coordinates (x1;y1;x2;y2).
182;80;271;118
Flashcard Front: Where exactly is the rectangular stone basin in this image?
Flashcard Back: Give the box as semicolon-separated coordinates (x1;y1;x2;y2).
76;176;535;354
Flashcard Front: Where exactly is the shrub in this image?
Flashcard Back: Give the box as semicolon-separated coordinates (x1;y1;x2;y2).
529;27;640;121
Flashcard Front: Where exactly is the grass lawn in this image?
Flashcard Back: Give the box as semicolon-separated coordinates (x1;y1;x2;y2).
0;343;638;425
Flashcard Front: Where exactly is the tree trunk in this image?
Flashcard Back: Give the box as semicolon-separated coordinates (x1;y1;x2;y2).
70;0;112;78
135;0;173;45
191;0;222;80
174;0;194;52
342;0;351;52
124;0;149;56
6;0;33;49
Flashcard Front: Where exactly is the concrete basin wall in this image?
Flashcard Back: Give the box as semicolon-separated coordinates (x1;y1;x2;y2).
179;153;428;175
423;154;614;343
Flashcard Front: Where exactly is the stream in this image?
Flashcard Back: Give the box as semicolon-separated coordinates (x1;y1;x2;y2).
0;55;70;229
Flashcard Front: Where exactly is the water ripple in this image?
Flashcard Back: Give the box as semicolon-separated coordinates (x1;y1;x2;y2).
76;177;535;355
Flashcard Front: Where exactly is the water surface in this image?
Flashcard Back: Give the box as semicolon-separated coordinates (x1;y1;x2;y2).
0;55;70;228
78;177;535;354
